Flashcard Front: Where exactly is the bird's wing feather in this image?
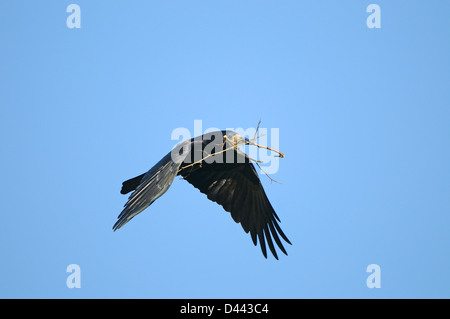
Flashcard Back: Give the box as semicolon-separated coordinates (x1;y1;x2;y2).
113;152;182;231
178;158;291;259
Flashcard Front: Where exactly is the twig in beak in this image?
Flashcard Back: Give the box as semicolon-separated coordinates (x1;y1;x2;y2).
248;140;285;158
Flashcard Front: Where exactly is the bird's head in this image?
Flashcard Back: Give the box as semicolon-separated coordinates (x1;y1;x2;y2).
222;130;285;158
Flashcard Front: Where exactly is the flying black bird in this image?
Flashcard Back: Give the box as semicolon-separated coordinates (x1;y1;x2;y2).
113;130;291;259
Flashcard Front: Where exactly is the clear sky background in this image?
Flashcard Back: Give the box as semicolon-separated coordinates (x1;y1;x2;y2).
0;1;449;298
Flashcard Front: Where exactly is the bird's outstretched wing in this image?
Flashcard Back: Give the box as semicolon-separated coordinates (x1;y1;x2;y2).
178;151;291;259
113;152;182;231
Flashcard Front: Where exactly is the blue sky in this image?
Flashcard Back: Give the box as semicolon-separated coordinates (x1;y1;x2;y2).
0;1;449;298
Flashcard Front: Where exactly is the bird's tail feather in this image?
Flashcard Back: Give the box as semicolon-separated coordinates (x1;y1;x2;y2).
120;173;145;194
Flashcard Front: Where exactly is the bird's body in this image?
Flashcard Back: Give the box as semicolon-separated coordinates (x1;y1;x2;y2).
113;130;291;259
